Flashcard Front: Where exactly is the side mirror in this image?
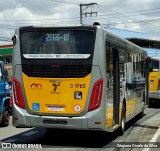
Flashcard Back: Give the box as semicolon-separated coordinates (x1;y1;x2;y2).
12;35;17;45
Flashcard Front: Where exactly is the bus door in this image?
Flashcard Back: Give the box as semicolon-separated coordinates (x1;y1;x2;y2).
112;48;120;126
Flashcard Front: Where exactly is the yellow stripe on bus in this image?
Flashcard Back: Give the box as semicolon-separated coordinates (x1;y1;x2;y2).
106;98;138;128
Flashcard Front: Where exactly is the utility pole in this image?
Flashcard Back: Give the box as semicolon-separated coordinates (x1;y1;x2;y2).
79;3;97;25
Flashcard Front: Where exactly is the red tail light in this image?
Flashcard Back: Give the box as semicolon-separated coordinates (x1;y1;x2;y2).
88;78;104;111
12;77;25;109
9;91;12;107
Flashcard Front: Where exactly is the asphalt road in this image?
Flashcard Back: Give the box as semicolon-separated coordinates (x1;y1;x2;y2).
0;102;160;151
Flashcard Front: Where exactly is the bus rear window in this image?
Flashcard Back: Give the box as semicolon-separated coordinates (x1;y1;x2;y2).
21;30;95;59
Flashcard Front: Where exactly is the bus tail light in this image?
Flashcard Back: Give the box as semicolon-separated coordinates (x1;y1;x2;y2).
88;78;103;111
12;77;25;109
9;90;12;107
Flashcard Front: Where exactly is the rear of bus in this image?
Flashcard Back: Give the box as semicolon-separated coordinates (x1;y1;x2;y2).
148;57;160;104
12;25;107;130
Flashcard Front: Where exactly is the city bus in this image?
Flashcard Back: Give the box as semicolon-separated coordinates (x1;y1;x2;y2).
11;23;150;135
148;57;160;107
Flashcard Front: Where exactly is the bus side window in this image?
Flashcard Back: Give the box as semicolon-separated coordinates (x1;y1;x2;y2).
106;41;112;87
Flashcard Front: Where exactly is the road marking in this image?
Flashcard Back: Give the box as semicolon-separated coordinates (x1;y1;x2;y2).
150;126;160;142
142;126;160;151
22;131;38;136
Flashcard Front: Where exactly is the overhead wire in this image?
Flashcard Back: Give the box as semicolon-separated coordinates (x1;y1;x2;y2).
47;0;79;5
0;1;160;33
0;3;160;24
97;5;160;23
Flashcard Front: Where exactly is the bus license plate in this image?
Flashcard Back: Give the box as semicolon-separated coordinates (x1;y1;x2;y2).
48;105;64;112
43;119;67;124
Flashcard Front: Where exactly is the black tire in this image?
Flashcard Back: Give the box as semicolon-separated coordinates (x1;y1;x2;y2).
0;113;2;124
139;101;144;118
118;106;126;136
1;107;10;126
140;109;144;118
148;100;152;108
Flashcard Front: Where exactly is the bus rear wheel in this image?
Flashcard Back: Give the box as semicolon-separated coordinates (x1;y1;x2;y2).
1;107;10;126
118;106;126;136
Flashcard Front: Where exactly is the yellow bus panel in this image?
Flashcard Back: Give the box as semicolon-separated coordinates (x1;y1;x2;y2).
149;72;159;91
22;73;91;114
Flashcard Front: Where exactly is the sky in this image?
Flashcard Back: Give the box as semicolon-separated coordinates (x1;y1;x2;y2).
0;0;160;45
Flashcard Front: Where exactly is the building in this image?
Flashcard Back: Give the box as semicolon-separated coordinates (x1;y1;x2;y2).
0;44;13;61
0;44;13;82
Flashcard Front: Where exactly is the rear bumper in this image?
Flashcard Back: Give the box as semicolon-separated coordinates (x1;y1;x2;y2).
149;91;160;100
12;105;106;131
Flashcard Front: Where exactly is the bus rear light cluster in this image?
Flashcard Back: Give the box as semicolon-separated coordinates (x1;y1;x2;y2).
12;77;25;109
9;90;12;107
88;78;103;111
